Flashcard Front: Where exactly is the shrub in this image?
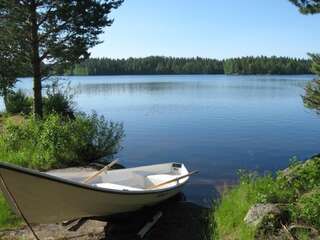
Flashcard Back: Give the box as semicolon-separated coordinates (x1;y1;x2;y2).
0;112;124;170
237;170;289;204
239;157;320;205
43;79;75;118
43;93;75;118
5;90;32;115
292;189;320;228
276;156;320;201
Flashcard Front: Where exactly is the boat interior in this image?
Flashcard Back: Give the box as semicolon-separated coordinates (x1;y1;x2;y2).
48;162;189;192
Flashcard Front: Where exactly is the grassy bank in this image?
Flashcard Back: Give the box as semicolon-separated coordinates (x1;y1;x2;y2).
214;181;256;239
0;117;22;229
213;156;320;239
0;196;21;230
0;113;125;230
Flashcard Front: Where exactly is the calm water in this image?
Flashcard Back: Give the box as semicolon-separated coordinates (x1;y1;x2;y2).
6;74;320;205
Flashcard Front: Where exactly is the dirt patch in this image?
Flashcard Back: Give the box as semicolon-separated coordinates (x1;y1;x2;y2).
0;200;210;240
0;220;106;240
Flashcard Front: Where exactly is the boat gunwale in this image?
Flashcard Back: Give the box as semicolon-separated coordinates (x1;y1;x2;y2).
0;162;189;195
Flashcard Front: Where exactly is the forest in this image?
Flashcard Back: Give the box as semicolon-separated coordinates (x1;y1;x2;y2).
223;56;311;75
68;56;312;76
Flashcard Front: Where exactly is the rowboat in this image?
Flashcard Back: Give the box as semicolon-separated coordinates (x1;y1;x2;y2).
0;162;195;224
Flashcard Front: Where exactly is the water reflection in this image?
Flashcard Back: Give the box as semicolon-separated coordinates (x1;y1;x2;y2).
14;79;307;103
76;78;309;95
76;81;198;95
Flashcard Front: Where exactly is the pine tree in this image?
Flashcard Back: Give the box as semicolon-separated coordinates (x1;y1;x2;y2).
290;0;320;14
0;0;123;117
0;8;29;110
303;54;320;114
290;0;320;114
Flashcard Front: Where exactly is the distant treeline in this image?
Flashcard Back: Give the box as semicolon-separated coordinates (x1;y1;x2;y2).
224;56;311;75
69;56;224;75
67;56;311;76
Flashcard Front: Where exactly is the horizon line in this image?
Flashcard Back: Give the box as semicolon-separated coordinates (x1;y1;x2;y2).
88;55;311;61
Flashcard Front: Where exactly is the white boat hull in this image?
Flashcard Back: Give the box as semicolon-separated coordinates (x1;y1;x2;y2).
0;162;189;224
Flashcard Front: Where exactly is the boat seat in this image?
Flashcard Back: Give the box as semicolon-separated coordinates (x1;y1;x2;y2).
94;182;143;191
146;174;179;186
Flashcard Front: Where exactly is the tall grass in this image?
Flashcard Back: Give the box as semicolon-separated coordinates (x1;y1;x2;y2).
0;196;21;230
214;182;256;239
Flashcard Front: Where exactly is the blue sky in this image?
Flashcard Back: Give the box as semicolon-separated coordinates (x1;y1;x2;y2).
90;0;320;59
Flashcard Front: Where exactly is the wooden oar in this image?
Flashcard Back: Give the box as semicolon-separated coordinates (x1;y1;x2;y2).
83;159;118;184
147;170;199;190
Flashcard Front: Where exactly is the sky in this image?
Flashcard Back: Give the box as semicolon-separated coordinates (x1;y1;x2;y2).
90;0;320;60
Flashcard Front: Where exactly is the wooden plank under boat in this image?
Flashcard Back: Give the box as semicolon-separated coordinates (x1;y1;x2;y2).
0;162;192;224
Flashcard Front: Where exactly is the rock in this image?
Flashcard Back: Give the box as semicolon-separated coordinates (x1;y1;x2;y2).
254;213;283;240
244;204;281;226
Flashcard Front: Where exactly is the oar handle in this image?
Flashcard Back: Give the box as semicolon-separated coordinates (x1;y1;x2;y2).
83;159;118;184
147;170;199;190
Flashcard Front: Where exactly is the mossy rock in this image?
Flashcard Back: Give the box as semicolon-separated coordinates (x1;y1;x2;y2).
254;213;281;239
244;204;281;226
254;208;291;240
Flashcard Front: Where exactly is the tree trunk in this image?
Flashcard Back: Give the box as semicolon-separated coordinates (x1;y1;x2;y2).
3;87;9;112
33;59;42;118
31;1;43;118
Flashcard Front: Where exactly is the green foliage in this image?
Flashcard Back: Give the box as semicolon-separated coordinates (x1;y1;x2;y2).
309;53;320;75
5;90;32;115
43;79;75;118
71;56;224;75
0;113;124;170
214;181;256;239
236;170;294;205
213;156;320;239
290;0;320;14
290;2;320;118
44;93;75;118
276;157;320;200
0;195;21;230
293;229;315;240
68;56;311;76
0;0;123;117
303;54;320;114
0;5;29;102
223;56;311;75
293;189;320;228
72;64;89;75
4;80;76;117
0;110;124;229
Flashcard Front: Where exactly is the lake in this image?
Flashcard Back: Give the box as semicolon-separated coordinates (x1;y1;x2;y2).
6;74;320;206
